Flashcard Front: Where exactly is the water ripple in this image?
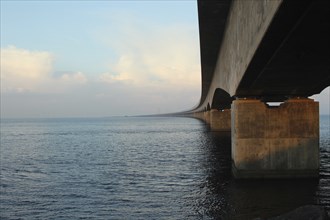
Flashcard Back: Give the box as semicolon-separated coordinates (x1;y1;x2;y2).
0;116;329;219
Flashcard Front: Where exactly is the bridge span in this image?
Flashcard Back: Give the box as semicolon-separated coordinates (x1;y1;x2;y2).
188;0;330;178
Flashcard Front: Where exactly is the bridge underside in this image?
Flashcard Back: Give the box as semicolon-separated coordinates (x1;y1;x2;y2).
192;0;330;178
197;0;232;109
236;0;330;101
197;0;330;110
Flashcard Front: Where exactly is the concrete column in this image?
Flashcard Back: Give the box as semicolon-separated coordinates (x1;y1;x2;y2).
231;98;319;178
204;111;211;124
210;109;231;131
193;112;205;121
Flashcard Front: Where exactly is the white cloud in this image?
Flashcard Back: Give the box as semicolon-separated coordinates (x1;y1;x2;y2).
98;72;125;84
1;11;202;117
1;46;88;93
1;46;53;92
97;19;201;89
59;72;87;84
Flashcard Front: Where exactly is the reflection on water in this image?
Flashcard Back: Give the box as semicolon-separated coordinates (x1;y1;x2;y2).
0;116;329;219
199;115;329;219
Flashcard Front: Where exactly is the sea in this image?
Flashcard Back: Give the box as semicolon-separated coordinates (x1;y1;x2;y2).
0;115;329;219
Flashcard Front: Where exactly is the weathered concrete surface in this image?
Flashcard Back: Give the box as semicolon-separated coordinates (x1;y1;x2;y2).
204;111;211;124
186;0;329;179
197;0;231;105
231;98;319;178
195;0;282;112
193;112;205;122
236;0;330;99
217;0;282;96
195;0;330;113
210;109;231;131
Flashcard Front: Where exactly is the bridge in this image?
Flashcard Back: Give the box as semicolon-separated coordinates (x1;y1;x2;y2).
188;0;330;178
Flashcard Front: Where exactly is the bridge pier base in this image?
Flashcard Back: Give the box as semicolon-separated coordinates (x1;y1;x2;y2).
231;98;319;178
204;111;211;124
193;112;205;121
210;109;231;131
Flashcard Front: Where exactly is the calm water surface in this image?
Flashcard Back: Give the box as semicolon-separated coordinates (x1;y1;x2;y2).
0;116;329;219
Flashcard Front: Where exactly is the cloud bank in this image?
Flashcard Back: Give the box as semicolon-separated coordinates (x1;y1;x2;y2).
1;37;201;117
1;46;53;92
1;46;89;94
0;3;202;118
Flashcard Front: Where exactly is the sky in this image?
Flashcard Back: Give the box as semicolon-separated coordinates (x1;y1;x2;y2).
1;1;329;118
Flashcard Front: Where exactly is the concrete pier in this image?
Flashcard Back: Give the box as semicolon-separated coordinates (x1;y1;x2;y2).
193;112;205;121
210;109;231;131
187;0;329;178
231;98;319;178
204;111;211;125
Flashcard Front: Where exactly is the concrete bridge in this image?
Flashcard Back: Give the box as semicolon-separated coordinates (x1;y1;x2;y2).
189;0;330;178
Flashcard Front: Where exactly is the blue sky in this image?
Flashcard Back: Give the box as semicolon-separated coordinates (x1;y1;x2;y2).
1;1;201;117
1;1;329;118
2;1;198;75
